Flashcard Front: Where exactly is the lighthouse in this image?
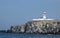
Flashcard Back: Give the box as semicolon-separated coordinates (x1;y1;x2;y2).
32;12;54;21
42;12;47;19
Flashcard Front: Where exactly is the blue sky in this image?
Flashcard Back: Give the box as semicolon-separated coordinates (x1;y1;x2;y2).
0;0;60;30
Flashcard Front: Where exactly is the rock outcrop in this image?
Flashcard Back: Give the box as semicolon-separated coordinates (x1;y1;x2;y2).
10;20;60;34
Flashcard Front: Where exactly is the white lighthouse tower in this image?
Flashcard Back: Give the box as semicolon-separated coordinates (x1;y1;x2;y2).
42;12;47;19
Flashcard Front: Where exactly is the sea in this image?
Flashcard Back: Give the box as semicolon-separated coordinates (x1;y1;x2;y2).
0;32;60;38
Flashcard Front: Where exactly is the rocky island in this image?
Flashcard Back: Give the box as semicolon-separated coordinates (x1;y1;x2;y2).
7;12;60;34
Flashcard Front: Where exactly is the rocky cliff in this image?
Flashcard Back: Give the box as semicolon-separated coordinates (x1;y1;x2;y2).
9;20;60;34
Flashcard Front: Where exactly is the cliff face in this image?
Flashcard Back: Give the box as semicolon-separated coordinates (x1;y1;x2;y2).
10;20;60;34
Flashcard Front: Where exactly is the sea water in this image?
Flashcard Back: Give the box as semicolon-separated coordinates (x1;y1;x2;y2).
0;33;60;38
